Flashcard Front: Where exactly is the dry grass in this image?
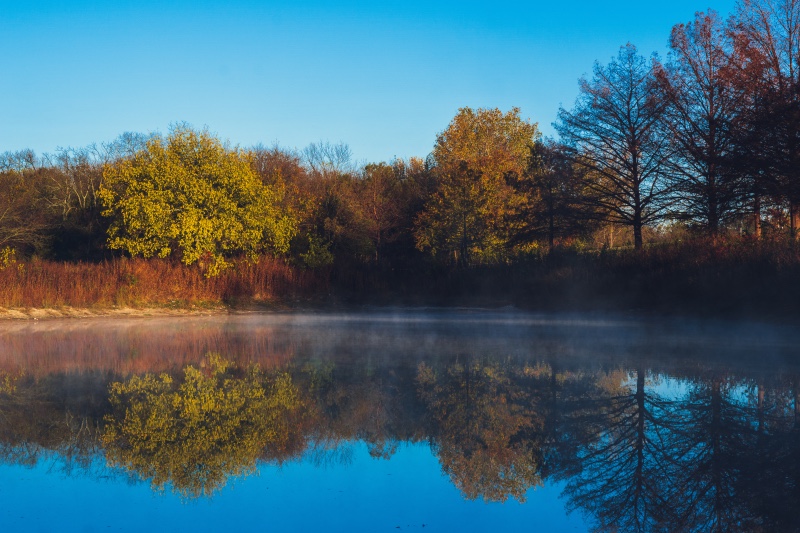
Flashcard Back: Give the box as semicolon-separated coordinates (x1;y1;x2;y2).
334;235;800;317
0;256;326;309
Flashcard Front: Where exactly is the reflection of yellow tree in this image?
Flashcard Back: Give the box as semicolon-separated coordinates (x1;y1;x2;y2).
417;358;543;502
103;354;304;498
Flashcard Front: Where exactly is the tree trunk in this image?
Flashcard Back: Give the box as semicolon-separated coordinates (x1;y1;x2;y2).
791;201;800;240
754;193;762;239
708;185;719;240
633;221;643;251
633;191;643;250
635;368;646;497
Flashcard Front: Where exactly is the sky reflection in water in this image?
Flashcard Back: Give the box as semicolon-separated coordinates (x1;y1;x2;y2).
0;311;798;532
0;443;580;532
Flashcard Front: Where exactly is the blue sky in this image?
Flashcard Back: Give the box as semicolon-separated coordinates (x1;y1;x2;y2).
1;0;736;163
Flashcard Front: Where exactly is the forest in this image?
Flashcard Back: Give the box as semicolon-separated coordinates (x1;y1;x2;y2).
3;0;800;315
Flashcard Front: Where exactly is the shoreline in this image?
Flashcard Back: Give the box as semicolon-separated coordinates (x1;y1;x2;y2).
2;302;799;327
0;305;229;320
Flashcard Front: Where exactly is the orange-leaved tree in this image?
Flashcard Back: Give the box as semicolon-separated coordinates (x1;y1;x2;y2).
415;107;539;266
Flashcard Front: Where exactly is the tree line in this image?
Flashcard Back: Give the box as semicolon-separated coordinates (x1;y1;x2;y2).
2;0;800;278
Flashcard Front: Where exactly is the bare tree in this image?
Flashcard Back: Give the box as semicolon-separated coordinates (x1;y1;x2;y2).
656;11;750;237
302;141;354;179
250;143;306;185
0;149;38;173
556;44;673;250
511;140;594;251
734;0;800;236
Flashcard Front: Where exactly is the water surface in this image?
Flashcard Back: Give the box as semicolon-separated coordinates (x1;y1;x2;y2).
0;310;798;532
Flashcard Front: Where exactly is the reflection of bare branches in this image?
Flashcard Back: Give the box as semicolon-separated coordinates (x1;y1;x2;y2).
557;369;686;532
0;372;106;482
307;439;355;468
665;379;755;532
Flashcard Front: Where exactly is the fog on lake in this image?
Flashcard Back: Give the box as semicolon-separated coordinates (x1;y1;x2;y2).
0;311;798;532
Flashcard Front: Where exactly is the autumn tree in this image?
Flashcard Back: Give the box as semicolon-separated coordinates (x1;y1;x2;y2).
415;107;539;265
556;44;673;250
99;126;297;275
371;157;436;269
0;164;50;254
251;143;307;187
733;0;800;237
356;162;404;262
656;11;749;237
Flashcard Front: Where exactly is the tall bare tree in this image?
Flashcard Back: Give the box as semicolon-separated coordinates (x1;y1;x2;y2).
734;0;800;237
656;11;750;237
556;44;673;250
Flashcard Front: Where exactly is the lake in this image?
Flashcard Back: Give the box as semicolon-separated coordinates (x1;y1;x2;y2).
0;310;798;532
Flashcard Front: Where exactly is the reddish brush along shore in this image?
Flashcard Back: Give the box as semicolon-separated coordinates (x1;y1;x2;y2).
0;256;325;309
2;238;800;319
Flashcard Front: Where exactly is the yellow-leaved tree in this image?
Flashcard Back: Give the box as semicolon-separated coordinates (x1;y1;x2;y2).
414;107;539;266
102;354;305;498
99;126;297;275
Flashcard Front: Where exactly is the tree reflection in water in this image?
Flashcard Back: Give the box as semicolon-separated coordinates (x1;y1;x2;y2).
554;367;683;531
416;356;544;502
102;354;305;498
0;334;799;530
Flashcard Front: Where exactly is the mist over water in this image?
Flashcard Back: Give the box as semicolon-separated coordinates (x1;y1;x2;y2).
0;310;798;532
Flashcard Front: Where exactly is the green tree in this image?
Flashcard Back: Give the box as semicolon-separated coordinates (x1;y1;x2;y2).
99;126;297;275
415;107;539;266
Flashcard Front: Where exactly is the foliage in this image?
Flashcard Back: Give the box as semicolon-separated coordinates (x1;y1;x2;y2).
99;126;297;275
432;107;538;180
0;168;51;255
0;247;18;270
511;140;597;251
733;0;800;236
417;359;543;502
415;163;510;265
103;354;304;498
357;163;404;261
415;107;539;266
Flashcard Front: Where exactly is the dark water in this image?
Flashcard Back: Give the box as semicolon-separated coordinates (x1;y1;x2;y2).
0;311;798;532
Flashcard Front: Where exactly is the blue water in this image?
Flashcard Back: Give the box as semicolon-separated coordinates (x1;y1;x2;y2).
0;442;586;532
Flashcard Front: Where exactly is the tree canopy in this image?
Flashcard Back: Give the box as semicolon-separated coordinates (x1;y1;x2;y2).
415;107;539;266
99;127;297;275
102;355;304;498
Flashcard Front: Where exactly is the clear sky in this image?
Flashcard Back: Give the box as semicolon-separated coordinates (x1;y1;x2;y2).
1;0;736;163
